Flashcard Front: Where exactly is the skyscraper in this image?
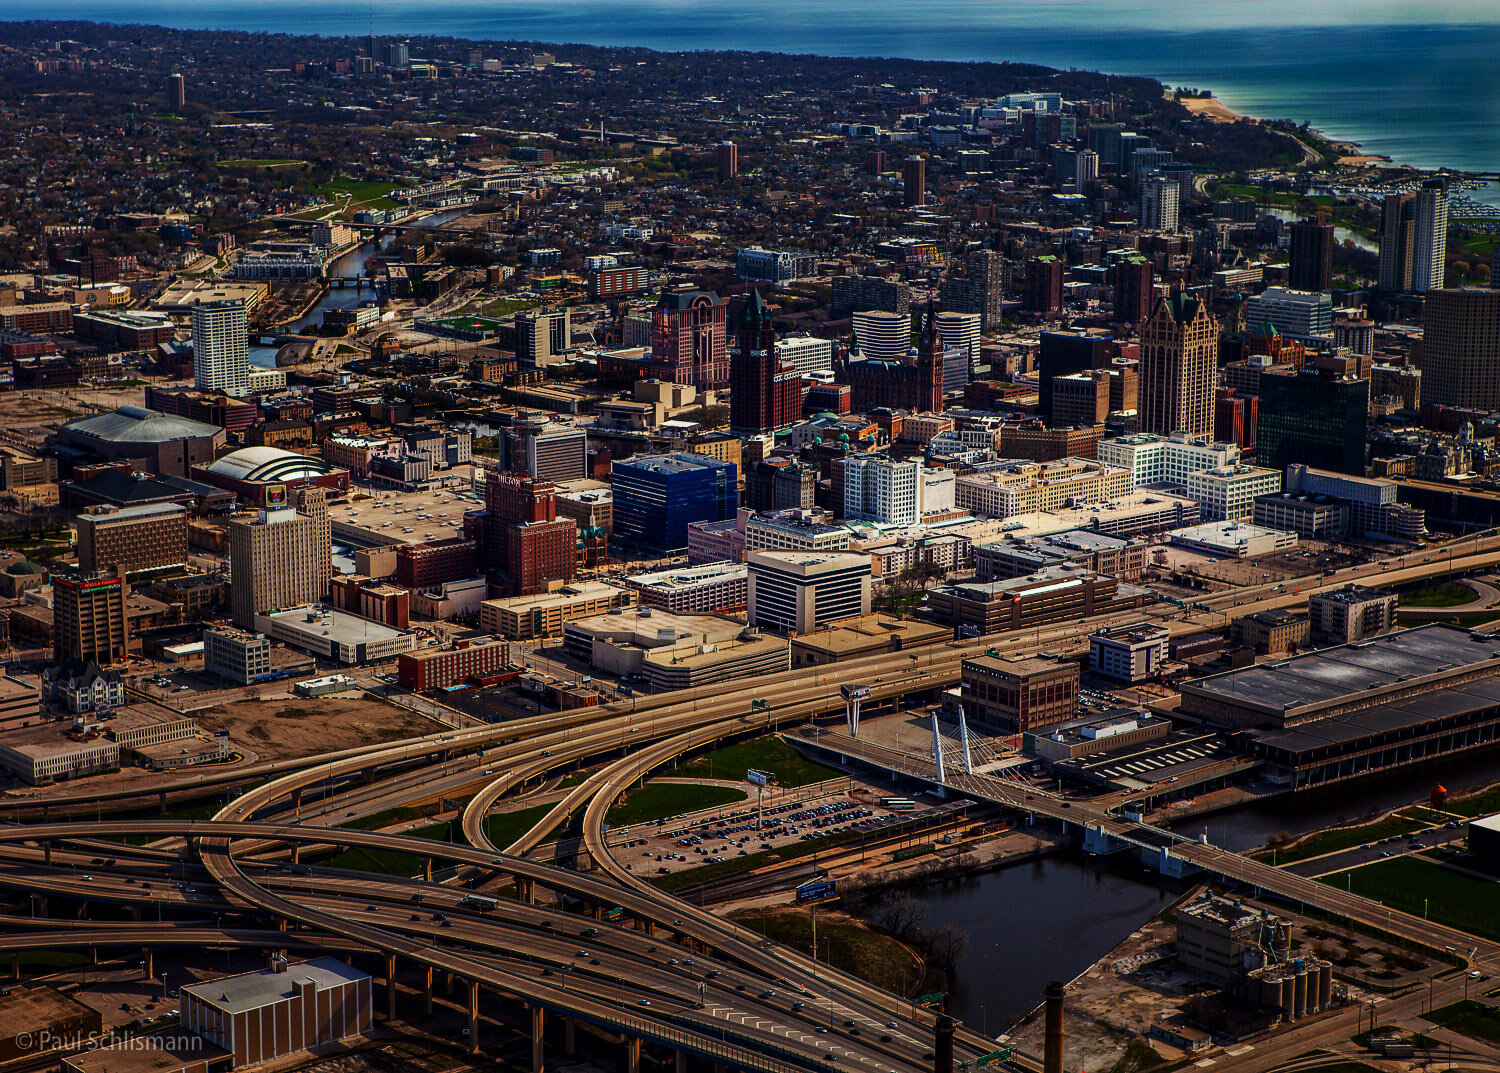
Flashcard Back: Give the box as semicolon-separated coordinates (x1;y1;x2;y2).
934;310;981;389
1288;218;1335;293
716;140;738;181
938;250;1008;331
1137;177;1180;231
52;570;128;665
651;288;728;390
1413;178;1449;293
730;289;804;435
903;156;926;207
844;302;944;414
865;149;886;175
471;471;577;595
1025;256;1064;314
1111;255;1154;325
1053;148;1098;193
226;487;331;627
1421;288;1500;410
613;454;737;555
1037;331;1112;417
1378;192;1416;292
168;73;185;110
1256;369;1369;476
192;299;249;398
1138;291;1220;436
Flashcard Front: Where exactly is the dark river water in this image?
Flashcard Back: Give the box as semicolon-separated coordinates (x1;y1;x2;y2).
925;747;1500;1031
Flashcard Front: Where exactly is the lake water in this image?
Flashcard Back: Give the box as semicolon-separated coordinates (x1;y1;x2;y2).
39;2;1500;177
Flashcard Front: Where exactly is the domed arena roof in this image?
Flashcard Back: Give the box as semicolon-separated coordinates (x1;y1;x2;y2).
205;446;334;483
61;405;221;444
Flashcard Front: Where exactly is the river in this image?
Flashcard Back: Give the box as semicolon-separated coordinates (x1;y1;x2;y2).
922;748;1500;1032
249;206;472;368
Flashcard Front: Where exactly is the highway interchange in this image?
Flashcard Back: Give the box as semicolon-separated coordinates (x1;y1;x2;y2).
4;533;1500;1072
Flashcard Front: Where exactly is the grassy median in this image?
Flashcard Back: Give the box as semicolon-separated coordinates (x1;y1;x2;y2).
675;737;841;788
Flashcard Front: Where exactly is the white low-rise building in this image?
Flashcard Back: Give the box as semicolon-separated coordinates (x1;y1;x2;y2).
1097;431;1240;489
1184;465;1282;522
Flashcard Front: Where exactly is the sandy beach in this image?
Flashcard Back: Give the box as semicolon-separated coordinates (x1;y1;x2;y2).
1180;95;1245;122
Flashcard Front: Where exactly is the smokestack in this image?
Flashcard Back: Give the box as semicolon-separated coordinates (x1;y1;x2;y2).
933;1014;954;1073
1044;982;1065;1073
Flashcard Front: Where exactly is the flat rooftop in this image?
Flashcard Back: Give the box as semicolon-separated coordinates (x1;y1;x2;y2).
1250;675;1500;755
1186;624;1498;717
790;614;949;652
328;482;475;545
182;957;368;1014
627;561;747;590
260;606;411;646
64;1030;232;1073
0;984;97;1037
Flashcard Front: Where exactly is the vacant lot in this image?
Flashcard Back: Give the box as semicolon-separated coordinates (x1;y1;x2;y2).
1426;1000;1500;1045
675;737;840;788
1402;582;1478;607
729;908;922;996
194;696;439;762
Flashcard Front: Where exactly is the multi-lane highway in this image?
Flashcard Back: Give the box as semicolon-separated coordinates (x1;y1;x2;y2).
5;534;1500;1071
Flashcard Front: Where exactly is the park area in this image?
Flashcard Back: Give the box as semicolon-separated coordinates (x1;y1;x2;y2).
673;736;841;788
1319;854;1500;941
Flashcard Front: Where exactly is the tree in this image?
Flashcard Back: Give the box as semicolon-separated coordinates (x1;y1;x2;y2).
926;924;970;981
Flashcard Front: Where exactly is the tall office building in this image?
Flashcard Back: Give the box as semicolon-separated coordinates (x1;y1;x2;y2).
938;250;1008;331
846;302;945;414
716;140;738;181
1111;255;1154;325
651;288;729;390
1421;288;1500;410
510;412;587;482
746;551;872;635
1378;192;1416;292
1243;287;1334;341
843;455;921;526
1053;148;1098;193
612;453;737;555
515;308;571;368
471;471;577;595
1138;292;1219;436
168;72;185;109
730;289;804;435
1138;177;1181;232
191;300;249;397
1256;369;1369;476
1025;256;1064;314
1413;178;1449;293
866;149;886;175
831;274;910;320
934;310;981;385
903;156;926;207
226;487;331;628
1037;331;1112;417
850;309;910;362
75;503;188;577
1288;218;1335;293
52;570;128;665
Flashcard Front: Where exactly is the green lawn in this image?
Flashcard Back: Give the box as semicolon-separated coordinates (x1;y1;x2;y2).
1448;783;1500;817
1400;582;1476;608
1268;815;1431;864
1426;1000;1500;1045
341;803;443;831
1320;856;1500;941
605;783;746;828
315;177;402;208
481;804;556;849
674;736;841;788
323;820;453;876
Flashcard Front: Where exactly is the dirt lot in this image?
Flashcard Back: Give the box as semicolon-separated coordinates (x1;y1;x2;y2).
194;696;441;762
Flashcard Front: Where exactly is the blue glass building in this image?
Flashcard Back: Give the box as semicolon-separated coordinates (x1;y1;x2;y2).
612;453;738;554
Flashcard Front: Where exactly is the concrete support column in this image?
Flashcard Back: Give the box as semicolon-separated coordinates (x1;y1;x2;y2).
591;904;603;921
626;1037;642;1073
159;791;169;816
43;842;52;866
384;954;398;1022
466;980;480;1054
143;949;153;980
89;947;98;965
423;966;434;1017
9;951;18;979
675;1050;687;1073
564;1017;576;1056
531;1004;545;1073
446;971;456;996
291;844;301;865
424;858;432;881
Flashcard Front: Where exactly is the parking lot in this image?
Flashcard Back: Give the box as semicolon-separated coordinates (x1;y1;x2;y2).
612;790;903;879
